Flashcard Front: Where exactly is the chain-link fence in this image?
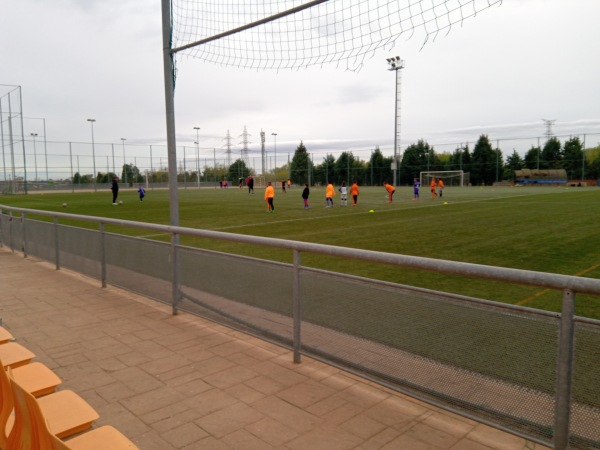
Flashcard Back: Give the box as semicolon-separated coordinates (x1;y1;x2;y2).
2;205;600;449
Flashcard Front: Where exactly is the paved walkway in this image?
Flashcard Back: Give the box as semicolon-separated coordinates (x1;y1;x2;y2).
0;247;551;450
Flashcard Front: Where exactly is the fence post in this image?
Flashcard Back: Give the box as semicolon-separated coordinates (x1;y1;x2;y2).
554;289;575;449
100;223;106;288
171;232;180;315
9;211;14;252
21;213;27;257
292;249;302;364
53;216;60;270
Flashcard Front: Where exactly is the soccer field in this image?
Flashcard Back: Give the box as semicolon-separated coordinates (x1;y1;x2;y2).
2;184;600;318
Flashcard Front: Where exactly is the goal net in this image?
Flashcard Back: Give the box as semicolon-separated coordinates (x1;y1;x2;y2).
420;170;469;187
170;0;503;71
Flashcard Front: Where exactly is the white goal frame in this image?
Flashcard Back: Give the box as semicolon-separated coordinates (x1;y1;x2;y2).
420;170;468;187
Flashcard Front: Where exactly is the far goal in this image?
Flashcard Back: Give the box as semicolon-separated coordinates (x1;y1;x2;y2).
420;171;469;187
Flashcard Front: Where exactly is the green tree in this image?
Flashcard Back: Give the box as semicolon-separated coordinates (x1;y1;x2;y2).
400;140;434;184
227;159;251;182
471;135;497;186
313;154;336;185
562;137;584;180
333;152;361;186
367;147;392;186
289;141;314;185
504;150;524;181
541;137;562;169
524;146;541;170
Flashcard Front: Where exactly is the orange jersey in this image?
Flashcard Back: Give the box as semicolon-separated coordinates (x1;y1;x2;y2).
438;179;445;189
264;185;275;200
430;179;437;189
384;183;395;193
350;183;359;196
326;184;336;198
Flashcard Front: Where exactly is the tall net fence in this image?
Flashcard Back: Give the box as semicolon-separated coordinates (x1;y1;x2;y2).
171;0;503;71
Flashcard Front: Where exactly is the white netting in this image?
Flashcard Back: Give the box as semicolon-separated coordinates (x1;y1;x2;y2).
171;0;503;71
420;170;469;186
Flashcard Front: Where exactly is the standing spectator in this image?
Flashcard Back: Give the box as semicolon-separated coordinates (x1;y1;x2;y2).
265;181;275;212
247;176;254;194
430;178;438;199
325;182;336;208
339;181;348;207
413;178;420;200
438;178;445;197
384;182;395;203
281;180;287;193
111;177;119;205
349;180;359;206
302;183;310;209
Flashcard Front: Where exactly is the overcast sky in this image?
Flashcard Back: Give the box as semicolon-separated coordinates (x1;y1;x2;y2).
2;0;600;169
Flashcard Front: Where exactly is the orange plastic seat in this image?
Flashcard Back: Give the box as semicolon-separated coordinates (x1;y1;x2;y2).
8;375;138;450
0;326;14;344
0;342;35;369
11;362;62;397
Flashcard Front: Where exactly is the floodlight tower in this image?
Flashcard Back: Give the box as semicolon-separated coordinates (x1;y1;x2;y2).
87;119;97;192
194;127;200;187
30;133;38;181
260;130;266;176
386;56;405;187
271;133;277;182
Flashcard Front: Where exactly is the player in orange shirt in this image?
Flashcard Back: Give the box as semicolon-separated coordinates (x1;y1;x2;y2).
384;182;395;203
265;181;275;212
438;178;445;197
349;180;359;206
430;178;438;199
325;182;336;208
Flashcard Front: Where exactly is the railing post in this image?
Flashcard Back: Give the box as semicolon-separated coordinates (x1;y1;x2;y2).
0;208;3;248
21;212;27;257
9;211;14;252
171;232;180;315
53;216;60;270
292;249;302;364
554;289;576;450
100;223;106;288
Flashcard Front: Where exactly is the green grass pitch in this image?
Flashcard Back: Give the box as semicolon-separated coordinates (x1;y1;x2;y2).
2;184;600;318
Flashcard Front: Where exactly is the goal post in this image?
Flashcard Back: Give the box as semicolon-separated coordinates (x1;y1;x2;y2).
420;171;469;187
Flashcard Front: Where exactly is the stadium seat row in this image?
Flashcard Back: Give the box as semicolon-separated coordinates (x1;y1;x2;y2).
0;325;139;449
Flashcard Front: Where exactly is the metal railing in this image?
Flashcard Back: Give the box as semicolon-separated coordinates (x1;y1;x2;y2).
1;204;600;449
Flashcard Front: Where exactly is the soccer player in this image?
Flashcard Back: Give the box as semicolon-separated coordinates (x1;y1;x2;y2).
438;178;445;197
302;183;310;209
349;180;359;206
281;180;287;193
265;181;275;212
430;178;438;199
138;185;145;202
111;177;119;205
384;182;395;203
325;182;336;208
413;178;420;200
339;181;348;207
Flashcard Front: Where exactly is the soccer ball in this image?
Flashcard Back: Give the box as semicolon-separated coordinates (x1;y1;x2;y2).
62;203;67;208
118;200;123;205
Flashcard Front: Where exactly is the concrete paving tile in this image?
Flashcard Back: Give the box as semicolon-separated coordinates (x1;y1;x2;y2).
161;422;210;448
243;374;288;396
203;365;259;390
467;423;539;450
149;408;203;434
338;382;391;409
449;438;497;450
120;385;186;416
305;393;349;417
110;366;165;393
382;432;445;449
275;380;338;408
352;427;404;450
365;397;431;427
421;410;477;437
285;424;363;450
251;360;309;386
195;403;263;438
183;435;233;450
221;428;276;450
138;354;194;376
94;380;137;403
182;388;239;415
405;422;462;449
224;382;266;404
139;401;190;425
253;396;321;434
244;416;300;447
340;413;388;440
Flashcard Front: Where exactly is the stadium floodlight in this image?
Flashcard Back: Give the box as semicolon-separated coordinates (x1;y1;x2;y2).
87;119;97;192
271;133;277;182
386;56;405;186
121;138;127;184
30;133;38;181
